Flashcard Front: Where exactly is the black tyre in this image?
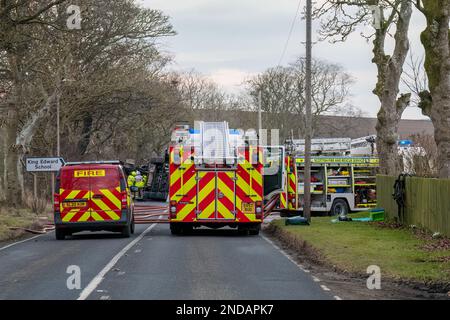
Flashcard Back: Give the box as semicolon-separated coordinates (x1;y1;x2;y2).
170;223;182;235
55;228;66;240
121;223;132;238
237;226;249;236
182;224;193;235
330;199;349;216
130;216;135;234
249;224;261;236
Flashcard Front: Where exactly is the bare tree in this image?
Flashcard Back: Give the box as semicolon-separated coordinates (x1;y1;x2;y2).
0;0;69;206
0;0;176;206
414;0;450;178
246;58;355;140
404;133;438;177
316;0;413;175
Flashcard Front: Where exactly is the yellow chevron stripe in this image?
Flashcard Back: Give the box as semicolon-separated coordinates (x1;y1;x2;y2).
78;211;90;222
198;199;215;219
280;193;287;208
66;190;80;200
62;209;79;222
181;164;195;195
105;210;121;221
217;201;235;219
90;210;104;221
217;173;235;202
176;200;196;221
197;173;215;201
217;173;235;219
251;163;263;187
100;189;121;209
91;199;121;220
170;162;195;201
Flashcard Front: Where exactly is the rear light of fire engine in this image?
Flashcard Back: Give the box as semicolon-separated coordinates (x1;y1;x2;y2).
121;191;128;209
170;200;177;218
255;201;263;219
54;193;60;212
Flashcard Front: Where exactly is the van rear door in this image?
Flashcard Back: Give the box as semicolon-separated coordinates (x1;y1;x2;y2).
88;166;122;221
59;166;91;223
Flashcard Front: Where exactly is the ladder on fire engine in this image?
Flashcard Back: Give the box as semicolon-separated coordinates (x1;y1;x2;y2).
197;121;236;165
286;138;352;156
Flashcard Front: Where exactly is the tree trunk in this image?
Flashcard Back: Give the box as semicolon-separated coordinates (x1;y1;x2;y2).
78;113;93;156
4;107;22;207
0;125;6;203
374;0;412;175
376;94;411;174
419;1;450;178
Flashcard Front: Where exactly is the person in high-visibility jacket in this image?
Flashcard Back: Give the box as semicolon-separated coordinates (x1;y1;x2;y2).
135;171;145;189
127;171;137;187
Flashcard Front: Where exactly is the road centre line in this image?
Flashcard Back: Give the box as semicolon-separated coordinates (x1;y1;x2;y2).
78;223;157;300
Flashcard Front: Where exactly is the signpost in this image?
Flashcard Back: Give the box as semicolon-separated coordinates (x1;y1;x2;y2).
26;157;65;201
26;157;65;172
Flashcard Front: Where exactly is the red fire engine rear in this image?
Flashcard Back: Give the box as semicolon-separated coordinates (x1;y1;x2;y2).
168;122;264;235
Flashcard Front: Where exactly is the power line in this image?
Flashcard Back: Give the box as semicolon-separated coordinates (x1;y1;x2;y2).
277;0;302;68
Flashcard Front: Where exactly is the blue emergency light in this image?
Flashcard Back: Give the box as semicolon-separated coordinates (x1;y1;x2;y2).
398;140;413;146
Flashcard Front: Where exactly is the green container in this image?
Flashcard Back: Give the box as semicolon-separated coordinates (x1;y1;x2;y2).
285;216;310;226
370;209;385;222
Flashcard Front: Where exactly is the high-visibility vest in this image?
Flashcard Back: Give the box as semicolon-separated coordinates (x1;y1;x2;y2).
127;175;136;187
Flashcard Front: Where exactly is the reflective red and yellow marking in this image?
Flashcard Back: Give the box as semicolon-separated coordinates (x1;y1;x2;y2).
59;187;122;222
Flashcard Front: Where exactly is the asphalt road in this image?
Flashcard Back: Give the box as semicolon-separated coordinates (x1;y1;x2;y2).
0;202;334;300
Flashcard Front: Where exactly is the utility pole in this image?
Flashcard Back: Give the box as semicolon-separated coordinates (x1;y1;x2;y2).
304;0;313;223
56;90;60;158
258;90;263;146
52;81;61;204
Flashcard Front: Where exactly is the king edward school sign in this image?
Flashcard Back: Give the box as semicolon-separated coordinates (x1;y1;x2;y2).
26;157;65;172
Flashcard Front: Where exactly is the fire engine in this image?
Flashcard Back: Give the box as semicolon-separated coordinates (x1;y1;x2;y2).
280;138;379;216
168;122;284;235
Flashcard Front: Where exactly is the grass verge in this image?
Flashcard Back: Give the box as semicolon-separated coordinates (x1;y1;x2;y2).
266;215;450;286
0;206;52;242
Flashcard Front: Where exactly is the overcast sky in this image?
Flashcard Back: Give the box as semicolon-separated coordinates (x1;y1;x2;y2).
140;0;428;120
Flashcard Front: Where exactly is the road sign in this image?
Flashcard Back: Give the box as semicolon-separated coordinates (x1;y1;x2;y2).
26;157;65;172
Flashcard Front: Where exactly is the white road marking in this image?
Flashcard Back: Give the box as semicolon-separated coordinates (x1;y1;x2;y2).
0;231;53;252
100;295;110;300
261;235;310;273
77;223;157;300
261;234;343;299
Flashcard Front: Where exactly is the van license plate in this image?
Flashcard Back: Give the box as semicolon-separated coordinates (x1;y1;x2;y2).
63;202;87;208
242;203;255;214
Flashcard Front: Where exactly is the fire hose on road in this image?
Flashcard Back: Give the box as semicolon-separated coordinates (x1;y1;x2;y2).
8;198;280;234
133;204;169;224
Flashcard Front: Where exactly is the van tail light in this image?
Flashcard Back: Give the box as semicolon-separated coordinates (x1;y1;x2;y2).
170;200;177;219
121;191;128;209
255;201;263;220
54;193;60;212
